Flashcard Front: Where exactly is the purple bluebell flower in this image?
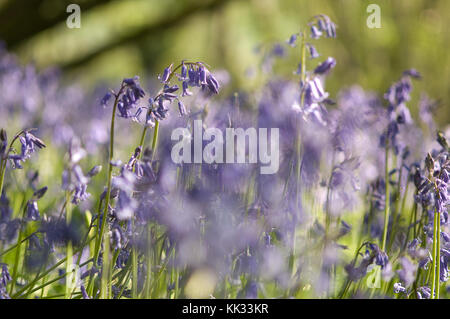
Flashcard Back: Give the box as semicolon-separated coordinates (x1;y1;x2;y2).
314;57;336;74
0;287;10;299
72;183;90;204
100;92;112;107
310;25;323;39
417;286;431;299
123;76;145;99
393;282;406;293
384;71;420;108
367;243;389;269
287;34;298;47
310;15;337;39
403;69;421;79
199;65;207;85
177;100;187;116
80;285;90;299
117;76;146;119
0;264;12;288
180;62;188;80
163;84;179;94
272;43;285;57
308;43;320;59
182;81;193;97
440;255;449;282
8;131;46;169
159;64;173;83
188;66;199;87
33;186;48;200
40;218;81;246
206;71;220;95
307;77;329;102
397;257;417;287
87;165;102;177
26;200;40;221
111;222;124;250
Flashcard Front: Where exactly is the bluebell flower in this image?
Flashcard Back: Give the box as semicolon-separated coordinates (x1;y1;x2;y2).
188;66;199;87
402;69;421;79
8;131;46;169
0;286;10;299
314;57;336;74
199;65;207;85
310;25;323;39
0;264;12;288
271;43;285;57
72;183;90;204
393;282;406;293
100;92;112;107
40;218;81;246
33;186;48;200
417;286;431;299
87;165;102;177
397;257;417;287
182;80;193;97
440;255;449;282
0;191;11;222
26;200;40;221
159;64;173;83
206;70;220;94
287;33;298;47
180;62;188;80
177;100;187;116
308;43;320;59
163;84;179;94
111;222;124;250
117;76;146;119
123;76;145;99
310;14;337;39
367;243;389;269
80;285;90;299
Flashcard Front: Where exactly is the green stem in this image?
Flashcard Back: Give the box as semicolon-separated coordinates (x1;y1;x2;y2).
151;120;160;161
65;191;73;299
436;212;440;299
117;270;132;299
290;30;306;292
12;241;94;298
91;86;123;288
144;225;153;298
9;200;27;294
431;207;440;299
0;129;37;197
100;230;110;299
381;143;390;252
132;220;138;299
19;259;92;298
0;157;6;197
0;232;37;258
338;242;369;298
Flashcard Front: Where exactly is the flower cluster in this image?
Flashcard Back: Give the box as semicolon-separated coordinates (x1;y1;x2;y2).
8;131;46;169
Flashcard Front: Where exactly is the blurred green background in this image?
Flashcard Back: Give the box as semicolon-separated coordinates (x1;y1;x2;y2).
0;0;449;124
